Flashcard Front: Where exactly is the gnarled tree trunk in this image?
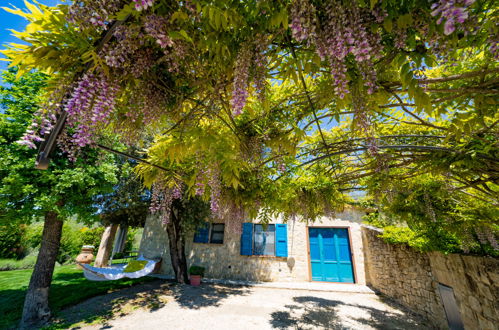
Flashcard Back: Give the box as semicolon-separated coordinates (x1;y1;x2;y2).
20;208;63;329
166;209;189;283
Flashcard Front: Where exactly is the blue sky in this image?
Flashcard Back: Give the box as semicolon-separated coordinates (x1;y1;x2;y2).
0;0;61;72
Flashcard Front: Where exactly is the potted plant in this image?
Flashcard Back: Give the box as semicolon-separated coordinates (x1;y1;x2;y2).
189;265;205;286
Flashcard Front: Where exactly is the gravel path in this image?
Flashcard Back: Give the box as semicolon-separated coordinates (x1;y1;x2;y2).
54;280;432;330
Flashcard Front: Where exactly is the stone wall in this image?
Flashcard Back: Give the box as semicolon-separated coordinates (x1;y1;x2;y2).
428;252;499;330
361;225;499;330
139;211;366;284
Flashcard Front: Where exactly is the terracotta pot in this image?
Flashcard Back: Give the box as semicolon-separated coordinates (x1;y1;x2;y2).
190;275;202;286
76;245;95;269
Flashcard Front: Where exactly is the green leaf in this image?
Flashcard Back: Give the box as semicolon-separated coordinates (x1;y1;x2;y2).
383;18;393;33
115;4;134;21
397;14;413;29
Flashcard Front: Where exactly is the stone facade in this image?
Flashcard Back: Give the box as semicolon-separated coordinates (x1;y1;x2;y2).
362;225;499;330
139;210;366;284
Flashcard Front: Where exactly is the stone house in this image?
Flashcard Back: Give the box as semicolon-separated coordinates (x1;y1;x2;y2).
139;208;367;284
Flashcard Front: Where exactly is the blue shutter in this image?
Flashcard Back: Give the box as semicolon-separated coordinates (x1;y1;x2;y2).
194;222;210;243
275;224;288;257
240;223;253;256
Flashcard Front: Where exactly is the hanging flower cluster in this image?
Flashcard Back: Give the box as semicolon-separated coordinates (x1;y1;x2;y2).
194;168;207;196
231;45;252;116
323;1;382;97
289;0;317;42
102;26;144;68
18;84;67;150
144;15;189;73
150;182;174;225
431;0;475;35
17;109;56;149
68;0;126;30
290;0;383;98
61;72;119;159
117;81;170;142
215;197;247;234
133;0;155;11
253;35;269;99
230;37;269;116
144;15;174;50
208;166;221;214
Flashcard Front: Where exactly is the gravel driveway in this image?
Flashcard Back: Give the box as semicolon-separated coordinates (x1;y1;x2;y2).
54;280;432;329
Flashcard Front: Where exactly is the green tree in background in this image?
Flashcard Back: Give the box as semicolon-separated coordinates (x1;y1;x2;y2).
0;68;118;328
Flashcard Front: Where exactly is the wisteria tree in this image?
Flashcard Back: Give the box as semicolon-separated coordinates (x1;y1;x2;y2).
1;0;498;326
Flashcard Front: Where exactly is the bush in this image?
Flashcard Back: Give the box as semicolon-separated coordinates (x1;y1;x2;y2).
188;265;205;276
80;226;104;248
23;222;106;264
125;227;139;251
7;221;138;265
379;226;431;252
0;224;26;259
22;223;44;253
58;222;84;264
0;255;37;271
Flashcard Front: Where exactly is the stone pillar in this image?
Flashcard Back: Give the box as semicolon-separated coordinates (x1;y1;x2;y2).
94;224;118;267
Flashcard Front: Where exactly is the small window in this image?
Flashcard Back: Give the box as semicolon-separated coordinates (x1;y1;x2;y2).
193;223;225;244
253;224;276;256
210;224;225;244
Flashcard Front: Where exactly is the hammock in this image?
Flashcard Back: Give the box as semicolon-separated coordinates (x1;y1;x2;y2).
80;256;160;281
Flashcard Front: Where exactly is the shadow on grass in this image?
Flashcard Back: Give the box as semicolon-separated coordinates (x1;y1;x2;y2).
0;266;154;329
47;279;171;329
270;295;432;330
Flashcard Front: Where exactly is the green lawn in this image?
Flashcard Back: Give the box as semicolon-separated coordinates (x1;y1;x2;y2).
0;264;152;329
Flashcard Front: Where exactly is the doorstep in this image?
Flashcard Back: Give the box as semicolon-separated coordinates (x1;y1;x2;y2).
149;274;373;294
204;279;374;293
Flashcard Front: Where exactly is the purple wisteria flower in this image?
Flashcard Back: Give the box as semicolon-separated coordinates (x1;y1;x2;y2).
431;0;474;35
133;0;155;11
231;45;252;116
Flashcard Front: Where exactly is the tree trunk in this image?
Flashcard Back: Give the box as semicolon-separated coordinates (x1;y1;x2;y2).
166;209;189;283
20;209;63;329
94;223;119;267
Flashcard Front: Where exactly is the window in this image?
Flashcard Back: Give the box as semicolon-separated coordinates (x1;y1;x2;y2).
193;223;225;244
210;224;225;244
253;224;275;256
240;223;288;257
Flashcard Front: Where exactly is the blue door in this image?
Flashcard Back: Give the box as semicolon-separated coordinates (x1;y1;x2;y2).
309;228;354;283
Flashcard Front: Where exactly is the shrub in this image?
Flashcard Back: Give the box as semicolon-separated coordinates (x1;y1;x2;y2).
80;226;104;248
188;265;205;276
0;224;26;259
0;255;37;271
379;226;431;252
22;223;44;252
57;222;83;264
23;222;107;263
125;227;139;251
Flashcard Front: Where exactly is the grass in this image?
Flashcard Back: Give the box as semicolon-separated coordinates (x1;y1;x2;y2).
0;264;153;329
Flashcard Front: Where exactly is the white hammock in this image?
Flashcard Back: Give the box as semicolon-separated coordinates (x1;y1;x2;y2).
80;256;159;281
